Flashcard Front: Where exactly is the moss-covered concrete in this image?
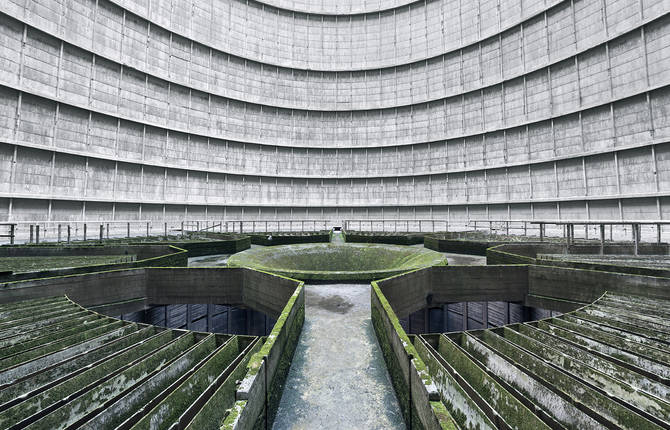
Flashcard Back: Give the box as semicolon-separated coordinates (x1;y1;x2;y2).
248;231;331;246
370;281;456;430
234;282;305;429
0;244;187;283
0;255;135;273
343;230;425;245
228;243;447;281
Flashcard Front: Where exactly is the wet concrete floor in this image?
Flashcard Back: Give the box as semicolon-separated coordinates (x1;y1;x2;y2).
443;252;487;266
273;283;405;430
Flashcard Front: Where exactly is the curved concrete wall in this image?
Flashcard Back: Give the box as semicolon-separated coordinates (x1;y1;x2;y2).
0;0;668;223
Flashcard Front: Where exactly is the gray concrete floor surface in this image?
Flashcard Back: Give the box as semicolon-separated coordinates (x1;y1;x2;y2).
442;252;487;266
273;283;405;430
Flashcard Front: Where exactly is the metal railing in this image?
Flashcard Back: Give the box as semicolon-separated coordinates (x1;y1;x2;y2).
0;219;333;245
4;218;670;247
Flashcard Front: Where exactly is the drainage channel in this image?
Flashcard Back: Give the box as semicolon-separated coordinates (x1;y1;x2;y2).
273;283;405;429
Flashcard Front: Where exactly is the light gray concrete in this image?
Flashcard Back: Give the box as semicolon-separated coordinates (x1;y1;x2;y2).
188;254;232;267
273;284;404;430
0;0;668;234
443;252;487;266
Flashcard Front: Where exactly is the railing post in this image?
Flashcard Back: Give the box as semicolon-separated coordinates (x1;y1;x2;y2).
658;223;662;244
539;223;544;242
99;224;104;242
127;222;131;238
506;221;509;236
67;225;71;243
57;224;62;243
9;224;14;245
181;221;184;237
164;222;168;238
600;224;605;255
106;223;109;239
633;223;640;256
83;223;87;241
146;221;150;237
35;225;40;244
29;224;34;244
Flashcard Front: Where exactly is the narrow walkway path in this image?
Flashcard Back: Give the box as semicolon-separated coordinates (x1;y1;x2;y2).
273;283;405;429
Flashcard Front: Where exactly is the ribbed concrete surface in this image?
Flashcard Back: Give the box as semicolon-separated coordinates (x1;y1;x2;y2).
0;0;668;223
417;292;670;429
0;296;260;429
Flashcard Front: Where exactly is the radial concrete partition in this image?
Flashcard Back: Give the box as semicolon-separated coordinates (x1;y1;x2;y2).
0;267;305;429
372;263;670;429
0;243;188;282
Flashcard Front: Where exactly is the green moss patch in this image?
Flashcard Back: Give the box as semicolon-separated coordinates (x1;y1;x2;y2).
343;230;425;245
0;255;135;273
249;231;331;246
228;243;447;281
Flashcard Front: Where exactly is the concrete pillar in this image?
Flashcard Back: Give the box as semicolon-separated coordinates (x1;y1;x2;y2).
186;304;191;330
462;302;468;331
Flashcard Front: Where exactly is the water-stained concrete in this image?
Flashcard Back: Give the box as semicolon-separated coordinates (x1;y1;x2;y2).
273;283;405;429
442;252;487;266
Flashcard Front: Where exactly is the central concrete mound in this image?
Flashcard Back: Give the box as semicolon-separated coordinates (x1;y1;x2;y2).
227;243;447;281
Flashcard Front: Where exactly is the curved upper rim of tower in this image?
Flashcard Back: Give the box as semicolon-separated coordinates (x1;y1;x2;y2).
3;2;665;117
109;0;567;72
249;0;421;16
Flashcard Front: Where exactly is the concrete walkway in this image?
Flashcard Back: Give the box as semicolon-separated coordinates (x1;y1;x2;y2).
273;283;405;429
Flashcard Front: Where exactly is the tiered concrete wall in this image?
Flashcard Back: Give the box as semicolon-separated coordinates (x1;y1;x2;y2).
0;0;668;221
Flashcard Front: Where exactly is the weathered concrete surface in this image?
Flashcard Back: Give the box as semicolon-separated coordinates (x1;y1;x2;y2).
188;254;232;267
443;252;487;266
273;284;404;429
